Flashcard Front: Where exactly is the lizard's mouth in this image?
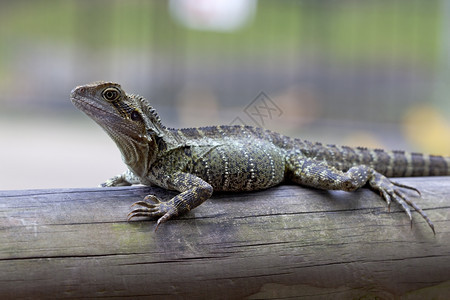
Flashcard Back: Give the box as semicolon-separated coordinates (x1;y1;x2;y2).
71;94;119;125
71;94;111;119
71;93;139;139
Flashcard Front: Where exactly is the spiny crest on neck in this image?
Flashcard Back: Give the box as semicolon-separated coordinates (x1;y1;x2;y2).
129;93;166;130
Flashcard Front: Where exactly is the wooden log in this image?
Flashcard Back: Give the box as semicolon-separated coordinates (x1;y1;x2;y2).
0;177;449;299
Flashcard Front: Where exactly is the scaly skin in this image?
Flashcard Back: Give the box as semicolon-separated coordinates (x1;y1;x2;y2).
71;81;450;232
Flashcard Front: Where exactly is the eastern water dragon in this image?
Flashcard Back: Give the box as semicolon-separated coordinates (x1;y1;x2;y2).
71;81;450;232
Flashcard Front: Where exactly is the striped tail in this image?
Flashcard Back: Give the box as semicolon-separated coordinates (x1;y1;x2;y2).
368;150;450;177
292;141;449;178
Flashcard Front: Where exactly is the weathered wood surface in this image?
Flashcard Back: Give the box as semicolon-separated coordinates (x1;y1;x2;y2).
0;177;449;299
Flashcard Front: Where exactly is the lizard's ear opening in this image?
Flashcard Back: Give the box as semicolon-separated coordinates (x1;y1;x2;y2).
102;87;121;102
147;130;165;149
130;110;143;122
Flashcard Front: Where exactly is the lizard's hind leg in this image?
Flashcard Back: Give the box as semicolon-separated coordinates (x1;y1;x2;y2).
288;157;434;233
287;157;371;192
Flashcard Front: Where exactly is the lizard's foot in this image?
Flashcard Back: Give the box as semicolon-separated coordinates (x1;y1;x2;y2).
369;172;435;234
127;195;177;231
100;170;140;187
100;175;131;187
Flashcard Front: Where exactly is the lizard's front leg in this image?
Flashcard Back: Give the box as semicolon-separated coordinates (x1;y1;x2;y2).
128;172;213;230
288;157;434;233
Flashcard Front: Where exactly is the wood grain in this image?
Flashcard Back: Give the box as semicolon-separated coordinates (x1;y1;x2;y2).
0;177;449;299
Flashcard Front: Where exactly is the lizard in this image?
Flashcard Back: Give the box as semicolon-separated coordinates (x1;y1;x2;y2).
71;81;450;233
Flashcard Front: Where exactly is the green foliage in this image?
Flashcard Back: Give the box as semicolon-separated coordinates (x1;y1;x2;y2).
0;0;441;63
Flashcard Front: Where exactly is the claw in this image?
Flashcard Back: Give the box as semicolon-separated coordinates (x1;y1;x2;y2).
380;190;392;211
155;218;163;232
127;195;176;231
390;180;421;196
370;173;435;234
127;196;165;222
399;192;435;235
127;206;162;219
154;212;173;232
128;212;153;221
392;192;412;223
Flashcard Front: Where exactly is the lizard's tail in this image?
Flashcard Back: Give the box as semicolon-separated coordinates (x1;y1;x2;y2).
372;150;450;177
294;141;449;177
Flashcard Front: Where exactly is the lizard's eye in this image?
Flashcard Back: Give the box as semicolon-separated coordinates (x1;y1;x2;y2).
130;110;143;122
102;87;120;101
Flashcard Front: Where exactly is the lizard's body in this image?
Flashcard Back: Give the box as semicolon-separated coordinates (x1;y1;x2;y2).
71;81;450;232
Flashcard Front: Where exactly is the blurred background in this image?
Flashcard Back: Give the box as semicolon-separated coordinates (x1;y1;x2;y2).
0;0;449;190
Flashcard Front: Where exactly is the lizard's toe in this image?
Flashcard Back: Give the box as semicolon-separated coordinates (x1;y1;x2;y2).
100;181;113;187
127;208;162;221
127;196;173;224
143;194;163;204
369;173;435;234
155;210;177;231
390;190;412;225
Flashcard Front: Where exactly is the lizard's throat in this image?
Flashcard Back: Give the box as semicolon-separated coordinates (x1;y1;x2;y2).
107;130;152;177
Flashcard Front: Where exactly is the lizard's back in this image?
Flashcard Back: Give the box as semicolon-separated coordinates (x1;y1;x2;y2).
173;125;450;191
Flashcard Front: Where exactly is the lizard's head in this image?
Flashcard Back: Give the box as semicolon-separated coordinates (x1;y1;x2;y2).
70;81;165;173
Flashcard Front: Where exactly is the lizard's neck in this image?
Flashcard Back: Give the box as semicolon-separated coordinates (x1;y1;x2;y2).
112;126;185;178
106;129;154;178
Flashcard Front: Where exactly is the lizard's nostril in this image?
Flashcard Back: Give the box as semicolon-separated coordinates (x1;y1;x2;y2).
70;86;86;97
